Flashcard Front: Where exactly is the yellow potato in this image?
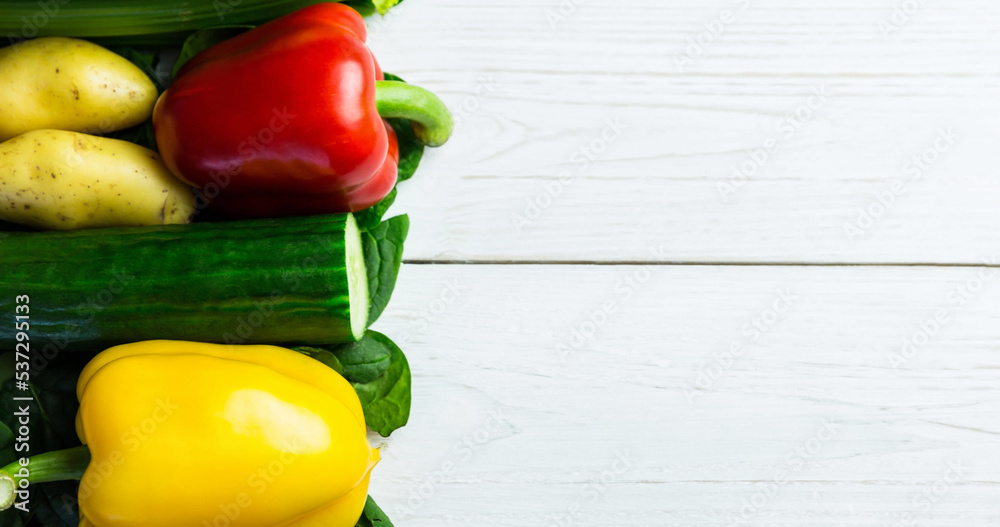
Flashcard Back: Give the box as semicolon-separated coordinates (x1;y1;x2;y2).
0;37;157;141
0;130;196;230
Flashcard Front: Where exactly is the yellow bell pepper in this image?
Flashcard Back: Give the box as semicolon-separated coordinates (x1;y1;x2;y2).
1;341;379;527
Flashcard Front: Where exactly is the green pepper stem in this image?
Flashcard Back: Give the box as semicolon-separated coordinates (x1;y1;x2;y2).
0;445;90;511
375;80;454;147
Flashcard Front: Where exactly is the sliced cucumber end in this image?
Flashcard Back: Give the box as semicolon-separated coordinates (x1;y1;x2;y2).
0;473;14;510
345;213;369;340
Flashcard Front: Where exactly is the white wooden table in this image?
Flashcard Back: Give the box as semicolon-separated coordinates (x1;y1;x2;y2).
364;1;1000;525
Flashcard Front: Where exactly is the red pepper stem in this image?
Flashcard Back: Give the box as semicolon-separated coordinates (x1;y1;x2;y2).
0;445;90;511
374;80;454;147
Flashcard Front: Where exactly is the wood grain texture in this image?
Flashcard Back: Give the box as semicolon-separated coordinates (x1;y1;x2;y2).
359;1;1000;524
367;263;1000;526
367;0;1000;264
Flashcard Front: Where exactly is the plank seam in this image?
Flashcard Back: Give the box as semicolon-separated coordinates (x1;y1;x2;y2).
403;259;1000;268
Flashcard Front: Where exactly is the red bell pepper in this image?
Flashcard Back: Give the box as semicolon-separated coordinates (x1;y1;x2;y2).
152;3;452;217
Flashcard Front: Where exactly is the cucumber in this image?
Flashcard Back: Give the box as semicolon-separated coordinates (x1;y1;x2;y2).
0;1;334;44
0;1;385;47
0;214;368;351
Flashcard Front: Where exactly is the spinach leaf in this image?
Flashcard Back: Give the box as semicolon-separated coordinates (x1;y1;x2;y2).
0;353;90;527
349;331;410;437
356;495;395;526
294;346;346;376
330;337;392;383
344;2;377;16
32;483;78;527
0;504;23;527
0;358;87;457
390;116;425;183
295;331;411;437
354;188;397;232
172;26;253;80
0;510;22;526
105;121;158;152
363;215;409;326
0;423;11;451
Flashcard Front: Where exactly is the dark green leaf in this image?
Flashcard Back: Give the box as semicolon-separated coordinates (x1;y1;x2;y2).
0;353;91;526
0;353;13;384
355;495;395;527
389;116;426;183
32;483;78;527
295;332;411;437
344;2;377;16
0;506;24;527
0;422;11;450
329;336;391;384
350;331;410;436
172;26;254;80
292;346;345;376
0;422;15;478
0;368;85;456
354;188;397;232
106;121;158;152
363;215;409;325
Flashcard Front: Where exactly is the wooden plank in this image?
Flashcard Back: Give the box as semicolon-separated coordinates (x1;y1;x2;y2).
368;263;1000;526
367;0;1000;264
